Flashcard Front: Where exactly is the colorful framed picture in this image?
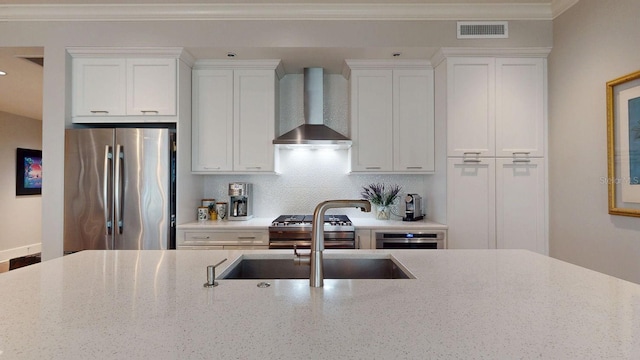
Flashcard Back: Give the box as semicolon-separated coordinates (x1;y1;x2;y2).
16;148;42;196
606;70;640;217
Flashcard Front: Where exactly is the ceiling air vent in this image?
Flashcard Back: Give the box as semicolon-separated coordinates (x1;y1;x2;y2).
457;21;508;39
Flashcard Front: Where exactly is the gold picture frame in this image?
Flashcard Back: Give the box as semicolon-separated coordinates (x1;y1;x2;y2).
607;70;640;217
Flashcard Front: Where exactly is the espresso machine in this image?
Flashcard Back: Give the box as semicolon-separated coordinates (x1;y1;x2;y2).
228;182;253;220
403;194;424;221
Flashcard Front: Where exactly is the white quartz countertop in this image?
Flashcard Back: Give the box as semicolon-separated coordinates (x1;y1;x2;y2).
178;217;447;230
1;249;639;359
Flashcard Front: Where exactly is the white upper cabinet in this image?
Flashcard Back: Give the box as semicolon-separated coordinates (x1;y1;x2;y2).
349;69;394;172
346;60;435;173
126;58;177;116
72;58;127;117
69;48;187;123
192;69;234;172
191;60;283;174
495;58;545;157
444;55;546;157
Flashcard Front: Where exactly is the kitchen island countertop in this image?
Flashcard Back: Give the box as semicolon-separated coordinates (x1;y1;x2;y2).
1;249;639;359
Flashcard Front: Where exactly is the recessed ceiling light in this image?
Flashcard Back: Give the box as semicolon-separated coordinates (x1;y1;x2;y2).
0;70;6;76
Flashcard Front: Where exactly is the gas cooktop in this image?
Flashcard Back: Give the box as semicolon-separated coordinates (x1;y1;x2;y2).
270;215;353;228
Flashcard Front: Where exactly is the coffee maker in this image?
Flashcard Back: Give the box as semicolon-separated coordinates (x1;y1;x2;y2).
403;194;424;221
228;182;253;220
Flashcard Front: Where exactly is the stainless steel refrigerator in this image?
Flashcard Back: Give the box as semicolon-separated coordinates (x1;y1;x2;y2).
64;128;176;252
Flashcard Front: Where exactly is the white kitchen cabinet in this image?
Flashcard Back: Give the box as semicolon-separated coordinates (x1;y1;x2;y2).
69;48;186;123
126;58;177;116
445;56;545;157
72;58;127;117
349;69;393;171
177;229;269;249
356;229;372;249
233;69;278;172
191;60;282;174
446;158;496;249
191;69;234;172
496;157;546;254
346;61;434;173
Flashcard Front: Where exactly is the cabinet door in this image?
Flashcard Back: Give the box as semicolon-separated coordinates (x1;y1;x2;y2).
356;229;372;249
496;158;546;254
191;69;234;172
350;69;393;172
447;58;495;157
72;58;126;116
233;69;276;172
495;58;545;157
127;58;177;116
393;69;435;172
447;158;496;249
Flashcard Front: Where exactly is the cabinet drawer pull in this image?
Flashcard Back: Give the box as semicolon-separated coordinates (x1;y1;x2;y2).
141;110;159;114
90;110;109;114
192;236;211;239
463;152;481;155
365;166;381;170
512;159;531;163
237;236;256;240
245;166;262;170
406;166;423;169
204;166;221;170
463;159;482;163
512;152;531;155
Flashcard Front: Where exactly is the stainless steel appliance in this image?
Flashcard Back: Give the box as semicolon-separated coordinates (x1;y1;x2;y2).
375;230;446;249
64;128;176;252
403;194;424;221
268;215;355;249
228;182;253;220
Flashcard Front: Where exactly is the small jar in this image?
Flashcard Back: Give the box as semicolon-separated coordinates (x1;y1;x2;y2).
197;206;210;221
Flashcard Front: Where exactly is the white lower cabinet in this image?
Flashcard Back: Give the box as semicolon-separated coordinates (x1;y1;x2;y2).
356;229;372;249
177;230;269;249
447;157;547;254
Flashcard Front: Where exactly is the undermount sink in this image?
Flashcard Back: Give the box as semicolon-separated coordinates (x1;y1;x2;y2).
219;255;413;280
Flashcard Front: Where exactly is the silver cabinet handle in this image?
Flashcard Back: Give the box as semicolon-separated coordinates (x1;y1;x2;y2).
204;166;221;170
140;110;159;114
512;152;531;155
406;166;423;169
463;152;482;155
90;110;109;114
245;166;262;170
365;166;382;170
463;159;482;163
512;159;531;163
237;236;256;240
192;236;211;240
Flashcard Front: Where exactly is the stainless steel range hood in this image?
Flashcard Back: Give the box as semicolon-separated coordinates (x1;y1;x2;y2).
273;67;352;149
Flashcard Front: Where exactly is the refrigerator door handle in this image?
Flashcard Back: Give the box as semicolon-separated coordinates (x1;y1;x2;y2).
114;144;124;235
104;145;113;235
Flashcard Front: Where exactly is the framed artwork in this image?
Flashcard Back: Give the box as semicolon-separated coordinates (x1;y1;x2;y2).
16;148;42;196
607;70;640;217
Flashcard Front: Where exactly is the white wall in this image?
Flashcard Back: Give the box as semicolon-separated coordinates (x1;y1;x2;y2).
0;111;42;261
549;0;640;283
0;18;552;260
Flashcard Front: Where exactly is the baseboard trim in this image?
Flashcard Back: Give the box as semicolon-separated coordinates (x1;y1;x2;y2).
0;243;42;263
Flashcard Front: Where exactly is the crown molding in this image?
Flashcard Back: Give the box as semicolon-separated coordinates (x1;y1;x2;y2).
430;47;552;66
0;3;560;22
551;0;580;18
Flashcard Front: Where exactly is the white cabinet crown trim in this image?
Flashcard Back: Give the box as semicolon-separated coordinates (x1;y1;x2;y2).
342;59;432;79
67;47;195;65
430;47;552;67
193;59;285;79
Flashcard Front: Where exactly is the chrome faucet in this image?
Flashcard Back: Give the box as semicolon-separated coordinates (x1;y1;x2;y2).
309;199;371;287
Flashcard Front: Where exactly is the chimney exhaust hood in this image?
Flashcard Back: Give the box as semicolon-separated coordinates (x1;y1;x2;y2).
273;67;351;149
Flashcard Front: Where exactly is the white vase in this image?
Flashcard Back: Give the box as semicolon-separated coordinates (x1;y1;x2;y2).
375;205;391;220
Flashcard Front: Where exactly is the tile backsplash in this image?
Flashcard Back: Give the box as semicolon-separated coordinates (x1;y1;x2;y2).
203;150;426;219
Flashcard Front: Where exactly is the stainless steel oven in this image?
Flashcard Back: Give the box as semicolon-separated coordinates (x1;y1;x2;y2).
268;215;356;249
375;230;446;249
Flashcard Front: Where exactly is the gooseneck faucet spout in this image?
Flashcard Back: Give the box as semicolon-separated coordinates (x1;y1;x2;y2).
310;199;372;287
